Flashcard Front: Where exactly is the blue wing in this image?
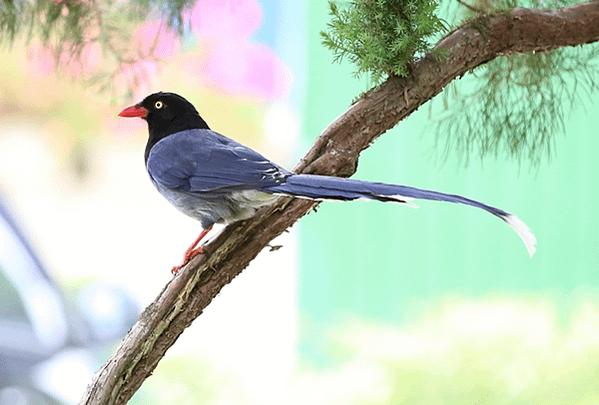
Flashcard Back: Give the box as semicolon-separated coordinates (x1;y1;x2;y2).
146;129;290;197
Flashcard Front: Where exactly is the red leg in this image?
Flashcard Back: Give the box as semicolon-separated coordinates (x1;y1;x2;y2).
171;225;213;274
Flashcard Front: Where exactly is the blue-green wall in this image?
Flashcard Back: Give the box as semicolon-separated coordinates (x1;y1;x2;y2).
299;1;599;364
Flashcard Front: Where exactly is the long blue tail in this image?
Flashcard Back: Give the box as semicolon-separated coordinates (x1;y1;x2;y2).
267;174;536;257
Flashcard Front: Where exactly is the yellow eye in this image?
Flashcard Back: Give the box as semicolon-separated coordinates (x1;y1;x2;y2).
154;100;164;109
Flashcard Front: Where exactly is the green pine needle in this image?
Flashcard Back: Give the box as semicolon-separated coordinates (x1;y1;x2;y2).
429;0;599;168
321;0;447;84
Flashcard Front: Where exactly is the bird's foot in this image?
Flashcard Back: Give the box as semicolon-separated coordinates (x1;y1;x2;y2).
171;246;206;274
171;226;213;274
171;246;204;274
171;264;184;274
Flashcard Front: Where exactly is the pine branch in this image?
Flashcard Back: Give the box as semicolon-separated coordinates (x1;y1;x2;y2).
79;2;599;404
321;0;446;83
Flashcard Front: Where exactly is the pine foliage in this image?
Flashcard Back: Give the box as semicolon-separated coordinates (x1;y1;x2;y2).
321;0;446;83
430;0;599;167
432;45;599;167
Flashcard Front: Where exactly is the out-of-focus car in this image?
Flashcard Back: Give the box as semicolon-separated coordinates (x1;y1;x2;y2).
0;190;139;405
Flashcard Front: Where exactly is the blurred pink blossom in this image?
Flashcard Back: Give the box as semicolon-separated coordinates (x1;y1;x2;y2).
27;44;54;77
202;42;290;99
27;42;101;78
113;60;159;100
185;0;292;99
109;21;180;97
27;20;179;95
133;21;180;60
188;0;262;40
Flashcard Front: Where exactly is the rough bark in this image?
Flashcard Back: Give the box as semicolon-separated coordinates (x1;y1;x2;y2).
80;2;599;404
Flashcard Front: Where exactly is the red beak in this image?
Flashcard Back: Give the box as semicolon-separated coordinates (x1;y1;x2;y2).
118;104;148;118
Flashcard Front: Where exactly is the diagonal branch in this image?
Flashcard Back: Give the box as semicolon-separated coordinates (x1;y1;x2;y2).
80;2;599;404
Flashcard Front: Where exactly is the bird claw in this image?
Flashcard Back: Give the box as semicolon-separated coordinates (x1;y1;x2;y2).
171;246;206;274
171;264;184;275
171;226;213;274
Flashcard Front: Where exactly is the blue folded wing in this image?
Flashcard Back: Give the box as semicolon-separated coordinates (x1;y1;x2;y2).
146;129;290;197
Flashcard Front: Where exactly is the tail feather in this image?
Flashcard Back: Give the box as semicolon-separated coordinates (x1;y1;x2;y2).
503;214;537;257
267;174;536;257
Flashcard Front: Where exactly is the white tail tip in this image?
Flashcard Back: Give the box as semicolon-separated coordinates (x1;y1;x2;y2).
504;214;537;257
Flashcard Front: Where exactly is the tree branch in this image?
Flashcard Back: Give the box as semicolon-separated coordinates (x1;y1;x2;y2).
80;2;599;404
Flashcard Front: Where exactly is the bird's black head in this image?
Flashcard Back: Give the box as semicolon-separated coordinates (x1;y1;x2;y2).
119;92;210;162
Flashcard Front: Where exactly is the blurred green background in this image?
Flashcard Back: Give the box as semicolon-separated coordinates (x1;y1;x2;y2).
300;0;599;335
296;1;599;403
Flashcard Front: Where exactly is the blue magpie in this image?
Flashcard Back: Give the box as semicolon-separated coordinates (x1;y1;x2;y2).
119;92;536;272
